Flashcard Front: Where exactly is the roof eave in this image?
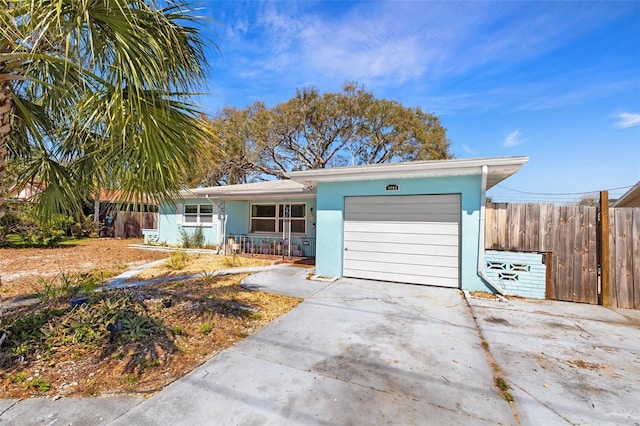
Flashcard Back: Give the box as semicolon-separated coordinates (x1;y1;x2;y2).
286;157;528;189
178;189;316;201
612;182;640;207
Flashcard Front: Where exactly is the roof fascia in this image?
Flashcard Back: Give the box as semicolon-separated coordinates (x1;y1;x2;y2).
286;157;528;188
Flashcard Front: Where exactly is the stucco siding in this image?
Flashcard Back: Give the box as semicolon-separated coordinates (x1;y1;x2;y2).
158;197;317;247
315;175;486;291
157;198;221;246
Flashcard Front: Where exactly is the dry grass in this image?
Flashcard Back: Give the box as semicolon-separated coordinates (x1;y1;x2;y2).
469;291;500;300
0;239;168;300
0;274;300;398
132;254;273;280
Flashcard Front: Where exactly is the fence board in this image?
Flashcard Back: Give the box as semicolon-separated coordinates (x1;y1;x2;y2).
525;203;540;250
560;206;576;301
573;207;586;302
586;207;598;303
633;209;640;309
608;211;618;308
608;208;640;309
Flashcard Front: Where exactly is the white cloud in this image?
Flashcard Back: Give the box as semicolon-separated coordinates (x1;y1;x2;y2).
209;1;636;112
503;130;526;148
615;112;640;128
462;144;477;155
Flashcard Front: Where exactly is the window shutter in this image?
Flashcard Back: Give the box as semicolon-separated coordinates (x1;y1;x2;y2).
176;203;183;224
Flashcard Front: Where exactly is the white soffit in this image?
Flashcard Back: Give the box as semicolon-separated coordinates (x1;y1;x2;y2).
612;181;640;208
287;157;528;189
179;179;315;200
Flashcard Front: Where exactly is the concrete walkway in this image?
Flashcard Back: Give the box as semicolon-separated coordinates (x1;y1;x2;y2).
112;267;514;425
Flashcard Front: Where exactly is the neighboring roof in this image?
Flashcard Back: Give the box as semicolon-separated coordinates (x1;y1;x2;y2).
613;182;640;208
286;156;529;189
180;179;314;200
95;189;155;204
7;181;47;201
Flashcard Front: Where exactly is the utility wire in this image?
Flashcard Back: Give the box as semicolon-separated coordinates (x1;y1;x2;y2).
494;184;633;196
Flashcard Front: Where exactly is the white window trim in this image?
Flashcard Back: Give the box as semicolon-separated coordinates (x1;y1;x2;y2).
250;203;306;234
181;204;215;227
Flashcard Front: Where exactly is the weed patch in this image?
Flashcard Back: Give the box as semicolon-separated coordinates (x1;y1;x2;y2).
165;251;191;270
0;274;300;399
495;377;514;402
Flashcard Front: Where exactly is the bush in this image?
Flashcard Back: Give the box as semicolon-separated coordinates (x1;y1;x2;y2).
179;228;193;248
1;292;166;363
179;226;206;249
193;226;205;248
70;214;98;238
165;251;190;270
37;271;102;302
0;204;73;247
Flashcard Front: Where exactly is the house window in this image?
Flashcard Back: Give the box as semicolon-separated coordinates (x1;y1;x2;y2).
250;203;306;234
184;204;213;226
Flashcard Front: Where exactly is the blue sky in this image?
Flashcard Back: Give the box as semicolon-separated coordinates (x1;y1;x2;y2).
198;0;640;202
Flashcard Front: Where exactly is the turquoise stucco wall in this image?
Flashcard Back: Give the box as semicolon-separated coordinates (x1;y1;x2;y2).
158;197;317;246
224;198;317;238
157;198;220;246
315;175;486;291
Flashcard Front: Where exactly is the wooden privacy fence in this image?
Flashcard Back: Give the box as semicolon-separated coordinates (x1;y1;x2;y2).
609;208;640;309
113;211;157;238
485;203;639;309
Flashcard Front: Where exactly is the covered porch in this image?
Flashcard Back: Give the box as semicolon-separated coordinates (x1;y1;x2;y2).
224;234;316;258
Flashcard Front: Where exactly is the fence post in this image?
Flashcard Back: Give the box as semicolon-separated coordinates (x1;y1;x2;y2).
599;190;611;306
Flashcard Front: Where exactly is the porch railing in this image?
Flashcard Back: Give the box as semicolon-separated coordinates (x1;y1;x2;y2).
224;234;316;258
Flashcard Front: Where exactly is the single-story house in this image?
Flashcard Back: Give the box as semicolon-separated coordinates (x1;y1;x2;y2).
613;181;640;208
151;156;528;292
6;181;47;203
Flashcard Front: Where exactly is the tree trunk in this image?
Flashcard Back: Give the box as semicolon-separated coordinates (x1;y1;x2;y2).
0;82;11;219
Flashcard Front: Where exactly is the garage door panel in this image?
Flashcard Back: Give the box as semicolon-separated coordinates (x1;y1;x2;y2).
345;202;459;214
345;240;459;257
344;250;459;268
344;259;458;278
343;268;459;288
346;212;460;223
343;194;460;288
344;231;459;246
345;194;457;206
345;221;459;236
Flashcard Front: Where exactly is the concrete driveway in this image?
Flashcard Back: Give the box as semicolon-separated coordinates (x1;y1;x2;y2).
3;264;638;425
113;265;515;425
469;296;640;425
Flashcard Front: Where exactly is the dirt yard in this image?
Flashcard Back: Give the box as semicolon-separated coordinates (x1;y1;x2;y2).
0;239;301;399
0;239;168;300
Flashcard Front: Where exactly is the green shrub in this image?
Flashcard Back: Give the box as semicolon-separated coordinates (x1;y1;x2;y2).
179;228;194;248
37;271;102;302
165;251;190;270
199;322;212;334
179;226;206;248
29;377;51;393
193;225;205;248
2;292;165;363
12;372;27;384
222;254;242;268
0;203;73;247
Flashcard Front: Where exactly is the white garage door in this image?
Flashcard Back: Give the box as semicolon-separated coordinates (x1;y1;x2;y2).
343;194;460;287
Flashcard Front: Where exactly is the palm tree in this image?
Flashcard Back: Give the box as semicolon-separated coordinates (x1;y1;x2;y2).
0;0;211;219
